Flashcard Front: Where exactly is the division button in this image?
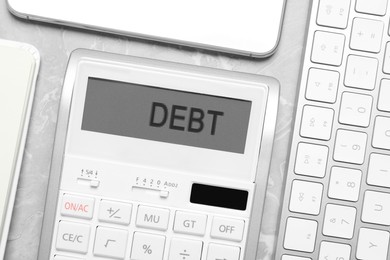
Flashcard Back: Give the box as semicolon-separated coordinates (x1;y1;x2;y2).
60;194;94;220
130;232;165;260
206;243;240;260
173;211;207;236
169;238;202;260
56;221;91;254
136;205;170;231
210;217;244;242
98;200;132;225
93;226;128;259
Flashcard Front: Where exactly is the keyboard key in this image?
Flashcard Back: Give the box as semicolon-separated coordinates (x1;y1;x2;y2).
206;243;240;260
210;217;244;242
295;142;329;178
367;153;390;188
373;116;390;150
136;205;170;231
328;167;362;202
93;226;128;259
56;221;91;254
345;55;378;90
311;31;345;66
169;238;202;260
383;42;390;73
317;0;351;29
54;256;84;260
350;18;384;53
306;68;339;103
284;217;317;253
378;79;390;112
356;0;388;16
61;194;94;220
300;105;334;140
131;232;165;260
339;92;372;127
318;241;351;260
323;204;356;239
362;190;390;225
289;180;323;215
174;211;207;236
357;228;389;260
334;129;367;164
282;256;311;260
98;200;132;225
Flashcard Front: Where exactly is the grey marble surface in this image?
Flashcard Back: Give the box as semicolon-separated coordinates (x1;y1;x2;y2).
0;0;310;259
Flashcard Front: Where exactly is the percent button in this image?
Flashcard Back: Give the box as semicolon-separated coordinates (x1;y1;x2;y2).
131;232;166;260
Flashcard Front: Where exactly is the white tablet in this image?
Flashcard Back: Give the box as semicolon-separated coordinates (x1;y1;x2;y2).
38;49;279;260
0;39;40;258
7;0;285;58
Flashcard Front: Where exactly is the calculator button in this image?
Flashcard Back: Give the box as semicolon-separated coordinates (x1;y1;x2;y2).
56;221;90;254
306;68;339;103
362;190;390;226
378;79;390;112
300;105;334;141
289;180;323;215
206;243;240;260
323;204;356;239
356;228;390;260
334;129;367;165
131;232;165;260
210;217;244;242
173;211;207;236
318;241;351;260
311;31;345;66
282;256;311;260
339;92;372;127
93;226;128;259
283;217;317;252
98;200;132;225
350;18;384;53
60;194;94;220
367;153;390;188
345;55;378;90
54;256;84;260
295;143;328;178
356;0;388;16
328;167;361;202
317;0;351;29
136;205;170;231
169;238;202;260
373;116;390;150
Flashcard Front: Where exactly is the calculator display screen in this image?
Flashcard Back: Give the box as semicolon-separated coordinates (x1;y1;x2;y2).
81;77;251;154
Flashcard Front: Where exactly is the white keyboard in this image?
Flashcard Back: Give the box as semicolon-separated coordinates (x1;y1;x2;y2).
276;0;390;259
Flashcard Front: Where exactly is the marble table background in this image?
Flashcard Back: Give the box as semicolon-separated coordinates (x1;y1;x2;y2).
0;0;310;259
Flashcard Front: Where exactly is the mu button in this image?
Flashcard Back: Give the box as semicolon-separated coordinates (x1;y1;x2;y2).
136;205;170;231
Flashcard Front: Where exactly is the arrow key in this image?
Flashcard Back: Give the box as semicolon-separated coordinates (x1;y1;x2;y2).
207;243;240;260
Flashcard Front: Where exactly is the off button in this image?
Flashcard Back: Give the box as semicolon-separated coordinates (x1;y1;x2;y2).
210;217;244;242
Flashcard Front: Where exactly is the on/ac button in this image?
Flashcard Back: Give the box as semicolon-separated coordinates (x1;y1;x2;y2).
210;217;245;242
61;194;95;219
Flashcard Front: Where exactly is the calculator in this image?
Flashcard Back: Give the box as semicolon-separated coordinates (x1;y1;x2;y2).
38;49;279;260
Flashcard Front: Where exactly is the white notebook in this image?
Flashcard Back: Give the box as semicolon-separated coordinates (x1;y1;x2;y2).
0;39;39;258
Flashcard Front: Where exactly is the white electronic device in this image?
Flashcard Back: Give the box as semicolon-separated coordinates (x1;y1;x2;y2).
6;0;285;58
38;49;279;260
0;39;40;258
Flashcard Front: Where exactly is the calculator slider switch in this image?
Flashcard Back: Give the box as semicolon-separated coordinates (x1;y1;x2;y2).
77;177;100;188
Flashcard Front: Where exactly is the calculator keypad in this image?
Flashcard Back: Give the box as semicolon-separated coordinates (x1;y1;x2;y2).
53;193;245;260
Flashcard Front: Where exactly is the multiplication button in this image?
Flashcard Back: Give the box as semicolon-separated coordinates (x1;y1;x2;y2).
207;243;240;260
98;200;132;225
136;205;170;231
131;232;165;260
56;221;90;254
174;211;207;236
93;226;128;259
210;217;244;242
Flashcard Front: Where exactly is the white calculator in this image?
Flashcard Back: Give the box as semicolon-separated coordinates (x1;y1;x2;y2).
38;49;279;260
